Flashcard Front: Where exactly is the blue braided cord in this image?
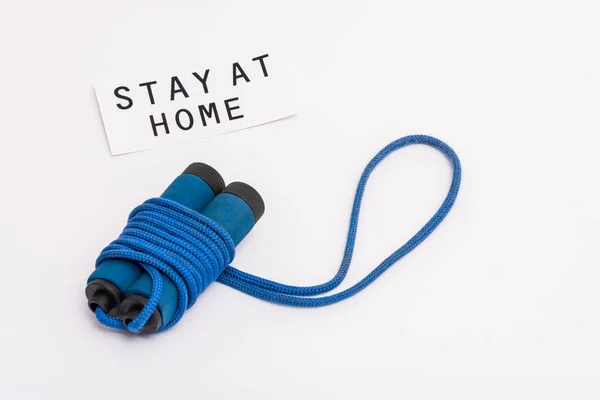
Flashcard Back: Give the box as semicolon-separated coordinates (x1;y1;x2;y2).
93;134;461;331
216;134;461;306
95;199;236;332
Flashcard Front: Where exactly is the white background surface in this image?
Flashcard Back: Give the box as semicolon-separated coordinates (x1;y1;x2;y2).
1;1;600;399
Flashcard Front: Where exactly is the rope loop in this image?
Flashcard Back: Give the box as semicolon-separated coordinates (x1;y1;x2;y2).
218;134;462;306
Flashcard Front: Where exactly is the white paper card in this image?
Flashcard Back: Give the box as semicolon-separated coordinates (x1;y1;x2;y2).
95;50;295;155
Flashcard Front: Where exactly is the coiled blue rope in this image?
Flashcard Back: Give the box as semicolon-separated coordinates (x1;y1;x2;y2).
95;135;461;332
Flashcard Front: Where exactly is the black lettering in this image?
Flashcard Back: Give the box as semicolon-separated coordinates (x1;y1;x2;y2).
192;69;210;94
114;86;133;110
232;62;250;86
139;81;158;105
224;97;244;121
252;54;270;77
170;76;189;101
175;109;194;131
149;113;170;136
198;103;221;126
